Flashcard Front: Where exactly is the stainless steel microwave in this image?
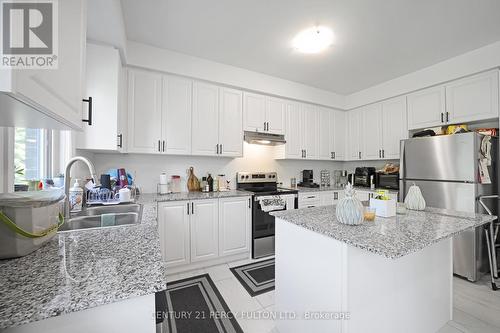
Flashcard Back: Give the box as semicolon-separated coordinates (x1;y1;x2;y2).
375;172;399;190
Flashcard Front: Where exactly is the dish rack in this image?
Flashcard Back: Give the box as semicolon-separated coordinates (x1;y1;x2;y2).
86;188;120;205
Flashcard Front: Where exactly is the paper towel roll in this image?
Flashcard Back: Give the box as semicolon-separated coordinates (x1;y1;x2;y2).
159;173;168;185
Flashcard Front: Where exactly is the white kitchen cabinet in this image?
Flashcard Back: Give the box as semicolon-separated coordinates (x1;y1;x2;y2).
362;104;383;160
407;85;446;130
190;199;219;262
331;110;346;160
157;201;191;267
277;101;303;159
218;197;251;257
192;83;243;157
76;43;125;152
320;191;345;206
127;68;163;153
318;107;332;160
162;75;192;155
381;96;407;159
0;0;86;130
191;81;219;156
243;92;266;132
347;108;364;160
218;88;243;157
266;97;286;134
244;93;285;135
446;70;499;124
298;192;322;209
302;104;319;159
158;197;251;269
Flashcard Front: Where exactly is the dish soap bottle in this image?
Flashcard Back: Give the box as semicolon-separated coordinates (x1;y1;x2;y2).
69;179;83;212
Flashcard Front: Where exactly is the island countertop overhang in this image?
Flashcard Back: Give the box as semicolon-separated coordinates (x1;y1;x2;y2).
271;205;496;259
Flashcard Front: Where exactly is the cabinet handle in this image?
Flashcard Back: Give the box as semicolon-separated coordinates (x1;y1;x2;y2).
333;152;336;159
304;150;307;158
334;192;338;200
446;112;449;123
331;152;333;159
264;122;267;131
379;150;381;158
248;198;251;208
187;202;190;215
216;144;219;154
441;113;444;123
162;140;165;152
117;134;123;148
359;151;361;159
220;144;223;154
382;149;385;158
158;140;161;152
191;202;194;215
82;97;93;125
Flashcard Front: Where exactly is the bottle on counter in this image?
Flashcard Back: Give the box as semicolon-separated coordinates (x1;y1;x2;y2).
207;174;214;192
69;179;83;213
201;177;208;192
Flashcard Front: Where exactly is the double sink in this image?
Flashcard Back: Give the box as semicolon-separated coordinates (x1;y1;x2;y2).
59;203;143;232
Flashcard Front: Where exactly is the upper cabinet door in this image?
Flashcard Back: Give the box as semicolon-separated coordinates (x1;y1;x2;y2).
243;92;266;132
127;69;163;153
382;96;407;159
76;43;121;151
318;107;332;160
283;101;303;159
192;82;220;156
190;199;219;263
446;70;499;124
407;86;445;130
162;75;192;155
332;110;346;160
347;109;362;160
12;0;86;130
266;97;286;134
219;87;243;157
362;104;383;160
302;104;319;160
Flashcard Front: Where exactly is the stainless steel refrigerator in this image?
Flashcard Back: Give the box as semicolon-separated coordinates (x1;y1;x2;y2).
399;132;498;282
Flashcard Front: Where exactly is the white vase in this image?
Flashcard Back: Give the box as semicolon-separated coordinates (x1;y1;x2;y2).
404;183;426;211
336;183;364;225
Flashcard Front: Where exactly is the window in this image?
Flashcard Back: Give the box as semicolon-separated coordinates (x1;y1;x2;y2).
14;128;51;184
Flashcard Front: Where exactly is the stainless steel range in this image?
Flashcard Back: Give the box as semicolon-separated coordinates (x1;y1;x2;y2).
237;172;298;258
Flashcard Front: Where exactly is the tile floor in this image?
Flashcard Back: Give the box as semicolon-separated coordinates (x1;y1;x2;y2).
166;258;500;333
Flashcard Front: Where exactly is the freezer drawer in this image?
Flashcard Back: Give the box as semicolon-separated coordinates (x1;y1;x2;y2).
400;180;489;281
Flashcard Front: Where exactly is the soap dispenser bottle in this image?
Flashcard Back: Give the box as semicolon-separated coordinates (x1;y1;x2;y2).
69;179;84;212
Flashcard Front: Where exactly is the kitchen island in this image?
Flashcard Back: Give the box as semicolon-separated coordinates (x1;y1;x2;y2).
271;205;496;333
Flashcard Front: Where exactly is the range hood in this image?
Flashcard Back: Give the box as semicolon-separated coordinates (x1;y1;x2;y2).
244;131;286;146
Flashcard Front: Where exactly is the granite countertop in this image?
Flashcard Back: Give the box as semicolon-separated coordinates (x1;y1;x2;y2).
155;189;252;202
271;205;496;259
286;186;399;194
0;194;166;330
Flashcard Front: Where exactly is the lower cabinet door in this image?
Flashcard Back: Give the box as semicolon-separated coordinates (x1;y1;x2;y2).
157;201;190;267
218;197;251;257
190;199;219;262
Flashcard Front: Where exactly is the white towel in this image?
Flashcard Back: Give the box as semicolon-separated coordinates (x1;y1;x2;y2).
258;196;286;212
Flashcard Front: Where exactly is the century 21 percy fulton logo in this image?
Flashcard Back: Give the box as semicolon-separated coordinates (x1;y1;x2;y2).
1;0;58;69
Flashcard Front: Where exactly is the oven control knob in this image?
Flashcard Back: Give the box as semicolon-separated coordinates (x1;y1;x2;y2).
245;175;249;179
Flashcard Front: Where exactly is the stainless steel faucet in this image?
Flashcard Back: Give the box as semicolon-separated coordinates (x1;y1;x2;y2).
64;156;97;217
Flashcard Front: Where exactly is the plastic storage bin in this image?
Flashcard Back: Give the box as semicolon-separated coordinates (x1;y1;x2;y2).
0;190;65;259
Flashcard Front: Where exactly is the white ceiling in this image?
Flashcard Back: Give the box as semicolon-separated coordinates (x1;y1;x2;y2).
121;0;500;95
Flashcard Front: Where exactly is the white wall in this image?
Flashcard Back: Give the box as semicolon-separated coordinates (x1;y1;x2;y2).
346;41;500;109
126;41;345;109
81;143;347;193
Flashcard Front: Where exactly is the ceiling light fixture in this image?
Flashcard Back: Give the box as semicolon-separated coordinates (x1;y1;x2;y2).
292;26;334;54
